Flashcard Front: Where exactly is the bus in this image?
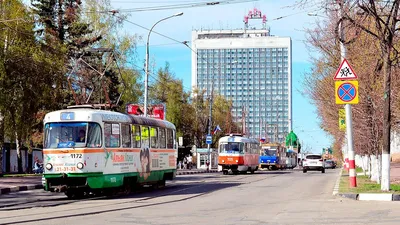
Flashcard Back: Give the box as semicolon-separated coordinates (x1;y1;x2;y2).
42;105;177;198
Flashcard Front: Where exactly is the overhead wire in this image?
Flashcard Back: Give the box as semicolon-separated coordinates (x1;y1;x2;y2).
29;0;258;16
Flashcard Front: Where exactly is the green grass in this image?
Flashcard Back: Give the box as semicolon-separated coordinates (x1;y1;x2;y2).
1;174;42;178
355;166;364;173
339;170;400;193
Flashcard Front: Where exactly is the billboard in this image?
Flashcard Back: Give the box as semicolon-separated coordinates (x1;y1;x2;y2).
126;104;166;120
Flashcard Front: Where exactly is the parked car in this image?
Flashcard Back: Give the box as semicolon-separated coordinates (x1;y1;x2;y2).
302;154;325;173
324;160;335;169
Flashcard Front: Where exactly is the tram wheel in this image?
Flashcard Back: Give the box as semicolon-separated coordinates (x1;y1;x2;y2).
250;169;255;174
65;190;84;199
222;170;228;175
157;179;166;188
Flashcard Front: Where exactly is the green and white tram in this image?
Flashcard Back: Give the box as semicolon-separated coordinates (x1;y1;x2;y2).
42;105;177;198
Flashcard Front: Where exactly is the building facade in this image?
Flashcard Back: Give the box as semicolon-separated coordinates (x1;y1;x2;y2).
191;13;292;142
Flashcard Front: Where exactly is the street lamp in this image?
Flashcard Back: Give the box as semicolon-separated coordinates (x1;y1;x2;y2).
144;12;183;116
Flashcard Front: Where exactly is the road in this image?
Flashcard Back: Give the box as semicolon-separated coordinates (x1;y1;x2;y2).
1;169;400;225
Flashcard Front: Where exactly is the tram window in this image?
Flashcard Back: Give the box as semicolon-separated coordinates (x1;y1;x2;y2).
150;127;158;148
44;122;88;148
105;123;120;148
121;124;131;148
141;126;150;148
132;125;141;148
87;123;102;148
159;128;166;149
166;129;174;148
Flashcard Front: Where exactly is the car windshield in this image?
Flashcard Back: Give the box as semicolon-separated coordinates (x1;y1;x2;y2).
306;155;322;160
219;142;244;154
44;122;102;149
261;149;276;156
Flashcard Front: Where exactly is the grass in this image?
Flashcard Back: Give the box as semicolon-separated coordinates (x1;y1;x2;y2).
1;174;42;178
339;170;400;193
355;166;364;173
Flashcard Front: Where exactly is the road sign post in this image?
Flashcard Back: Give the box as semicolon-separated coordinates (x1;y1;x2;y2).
334;58;358;187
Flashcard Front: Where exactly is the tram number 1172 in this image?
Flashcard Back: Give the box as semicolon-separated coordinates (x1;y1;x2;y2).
71;154;82;158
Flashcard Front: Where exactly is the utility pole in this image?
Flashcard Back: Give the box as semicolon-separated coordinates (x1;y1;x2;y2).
207;93;212;171
338;0;356;187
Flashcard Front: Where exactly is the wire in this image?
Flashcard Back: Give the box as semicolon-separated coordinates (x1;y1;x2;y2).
98;0;258;13
110;0;214;3
31;0;258;16
115;15;183;45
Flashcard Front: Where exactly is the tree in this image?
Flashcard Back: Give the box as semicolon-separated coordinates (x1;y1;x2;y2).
0;0;64;172
331;0;400;191
302;0;400;190
69;0;142;111
150;63;193;144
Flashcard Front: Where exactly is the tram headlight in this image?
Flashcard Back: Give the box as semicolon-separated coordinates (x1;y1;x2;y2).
222;160;225;163
45;163;53;170
236;160;239;163
77;162;84;169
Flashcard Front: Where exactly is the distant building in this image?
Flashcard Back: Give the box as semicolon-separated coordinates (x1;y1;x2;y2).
191;8;292;142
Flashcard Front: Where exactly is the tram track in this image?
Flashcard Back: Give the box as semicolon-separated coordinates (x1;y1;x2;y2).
0;171;289;211
0;171;251;211
0;171;289;224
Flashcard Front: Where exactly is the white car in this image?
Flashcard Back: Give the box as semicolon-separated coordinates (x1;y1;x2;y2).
302;154;325;173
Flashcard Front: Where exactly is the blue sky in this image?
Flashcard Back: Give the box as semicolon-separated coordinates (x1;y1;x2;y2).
107;0;333;153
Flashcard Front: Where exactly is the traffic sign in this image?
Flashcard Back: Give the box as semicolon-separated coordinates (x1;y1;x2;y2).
333;59;358;80
339;109;346;131
206;135;212;145
335;81;359;104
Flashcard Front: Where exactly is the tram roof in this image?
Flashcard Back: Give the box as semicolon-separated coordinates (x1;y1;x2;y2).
218;135;259;144
44;107;176;130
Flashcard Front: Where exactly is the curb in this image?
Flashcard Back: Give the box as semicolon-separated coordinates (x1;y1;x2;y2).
338;193;400;201
177;170;219;175
332;168;343;196
0;184;43;195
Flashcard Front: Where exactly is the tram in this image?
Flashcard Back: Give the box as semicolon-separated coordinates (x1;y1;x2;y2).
259;143;287;170
285;149;298;169
42;105;177;198
218;134;260;175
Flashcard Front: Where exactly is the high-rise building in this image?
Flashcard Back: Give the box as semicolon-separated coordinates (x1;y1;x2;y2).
191;9;292;142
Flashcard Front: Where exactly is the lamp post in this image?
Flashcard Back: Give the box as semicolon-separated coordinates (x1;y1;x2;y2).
144;12;183;117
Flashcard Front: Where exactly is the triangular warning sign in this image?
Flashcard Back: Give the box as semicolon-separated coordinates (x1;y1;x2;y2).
333;59;358;80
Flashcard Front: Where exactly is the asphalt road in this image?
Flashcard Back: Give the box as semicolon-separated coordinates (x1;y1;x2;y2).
0;169;400;225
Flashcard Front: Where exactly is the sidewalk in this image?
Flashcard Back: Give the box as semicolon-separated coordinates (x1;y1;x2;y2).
0;169;219;195
0;176;43;195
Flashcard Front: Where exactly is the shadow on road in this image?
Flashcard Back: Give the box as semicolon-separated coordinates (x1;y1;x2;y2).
0;181;242;224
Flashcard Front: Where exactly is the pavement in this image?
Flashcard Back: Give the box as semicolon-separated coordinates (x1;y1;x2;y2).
4;169;400;225
0;169;218;195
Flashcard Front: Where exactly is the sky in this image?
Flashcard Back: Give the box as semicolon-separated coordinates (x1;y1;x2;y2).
104;0;333;154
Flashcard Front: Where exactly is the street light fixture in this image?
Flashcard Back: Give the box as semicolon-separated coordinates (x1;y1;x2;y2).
144;12;183;116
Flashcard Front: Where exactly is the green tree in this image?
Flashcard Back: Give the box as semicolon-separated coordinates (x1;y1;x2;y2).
0;0;63;172
69;0;142;111
150;63;192;143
